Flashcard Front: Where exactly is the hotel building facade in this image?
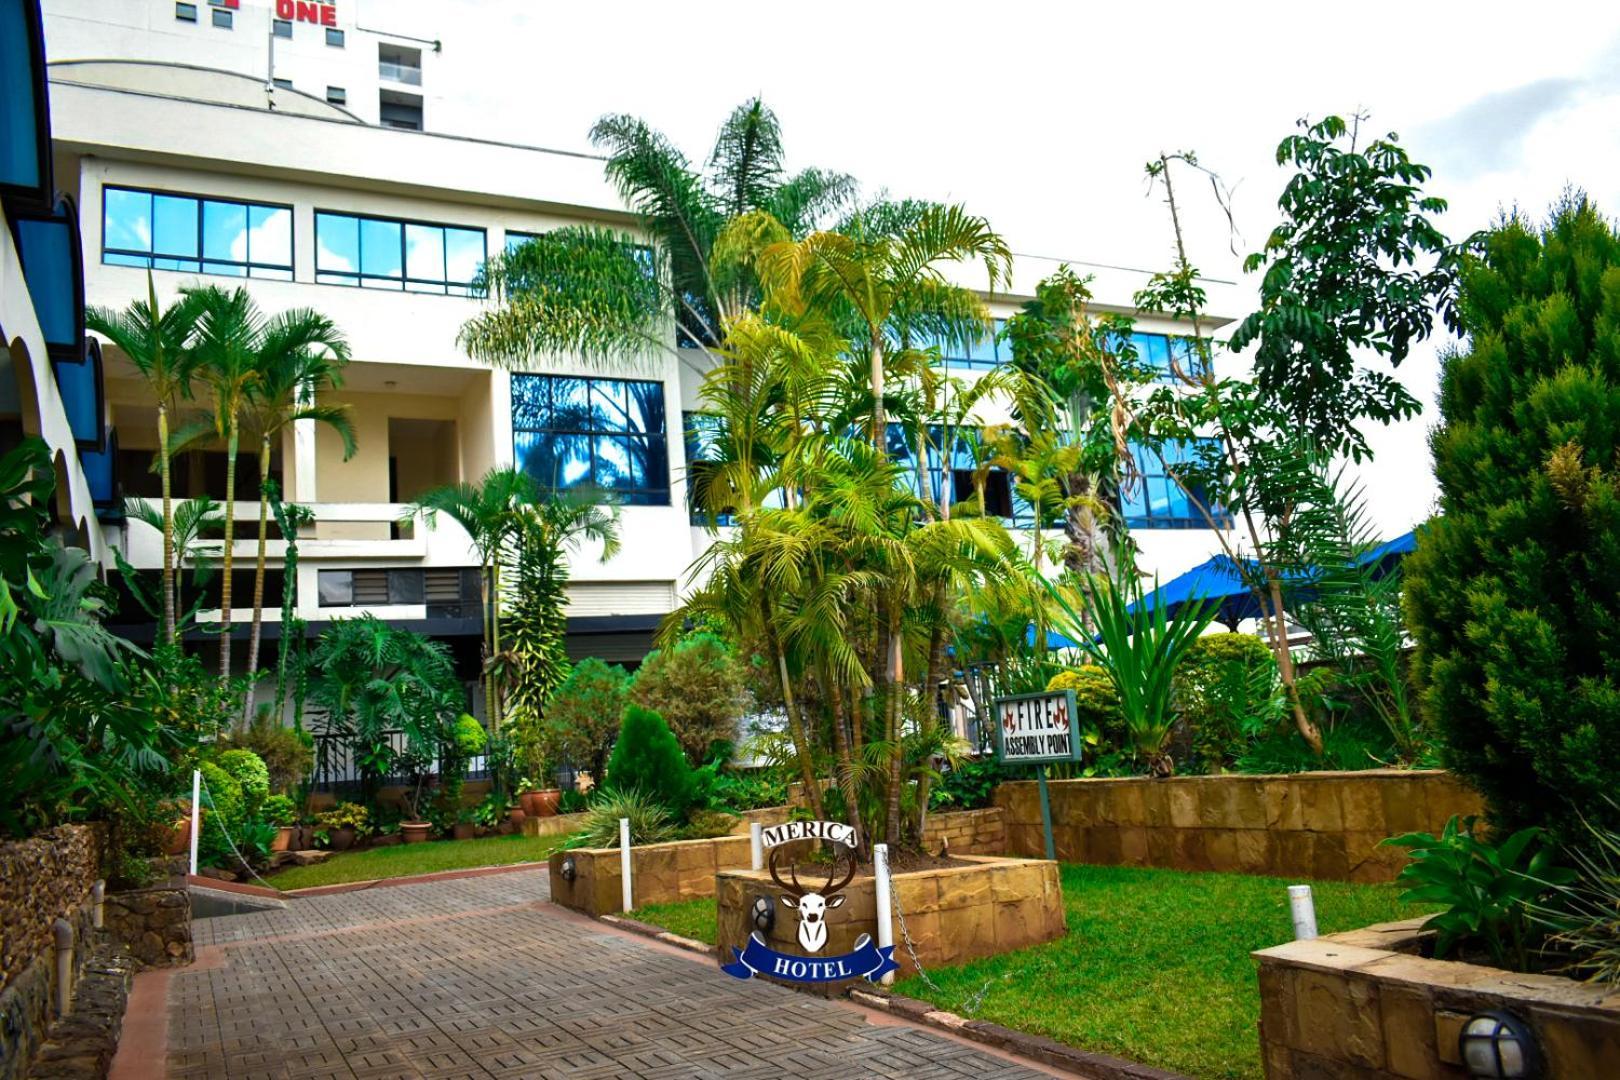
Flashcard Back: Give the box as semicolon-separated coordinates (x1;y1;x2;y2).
17;0;1243;714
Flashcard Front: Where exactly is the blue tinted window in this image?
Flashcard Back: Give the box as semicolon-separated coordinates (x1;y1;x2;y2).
53;355;102;448
316;211;485;294
924;317;1005;370
15;216;78;352
1119;437;1223;528
0;0;43;193
103;186;292;279
1129;332;1209;383
512;375;669;505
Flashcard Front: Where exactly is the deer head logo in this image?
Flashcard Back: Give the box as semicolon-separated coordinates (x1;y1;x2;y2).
769;845;856;954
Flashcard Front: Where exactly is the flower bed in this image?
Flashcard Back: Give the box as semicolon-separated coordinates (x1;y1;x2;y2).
715;855;1063;980
1255;918;1619;1078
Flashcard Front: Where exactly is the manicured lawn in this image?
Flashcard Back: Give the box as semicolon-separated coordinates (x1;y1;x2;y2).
267;833;573;891
629;898;721;944
624;864;1432;1080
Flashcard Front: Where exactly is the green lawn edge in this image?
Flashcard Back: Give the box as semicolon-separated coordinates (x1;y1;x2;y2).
266;832;573;891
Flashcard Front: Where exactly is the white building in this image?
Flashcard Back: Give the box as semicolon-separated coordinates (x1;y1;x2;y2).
26;0;1242;710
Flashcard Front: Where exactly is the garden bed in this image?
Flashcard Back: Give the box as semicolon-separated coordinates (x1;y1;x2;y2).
1255;918;1620;1078
548;833;756;916
715;854;1064;980
265;832;573;891
995;770;1482;882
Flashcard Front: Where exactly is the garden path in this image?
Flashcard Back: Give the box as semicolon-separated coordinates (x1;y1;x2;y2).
127;867;1057;1078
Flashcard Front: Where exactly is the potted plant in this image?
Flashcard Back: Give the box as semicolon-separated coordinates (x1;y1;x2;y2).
532;786;562;817
263;794;298;852
516;775;542;817
508;802;527;828
452;805;478;840
314;802;371;852
396;746;435;843
160;797;201;856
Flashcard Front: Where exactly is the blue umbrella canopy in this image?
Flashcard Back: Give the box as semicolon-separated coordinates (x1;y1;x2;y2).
1125;554;1269;627
1025;623;1081;650
1356;529;1417;575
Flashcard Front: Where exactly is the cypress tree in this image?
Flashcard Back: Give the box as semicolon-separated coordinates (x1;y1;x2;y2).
1405;196;1620;842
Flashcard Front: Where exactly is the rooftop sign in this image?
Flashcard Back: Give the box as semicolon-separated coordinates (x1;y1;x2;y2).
275;0;337;27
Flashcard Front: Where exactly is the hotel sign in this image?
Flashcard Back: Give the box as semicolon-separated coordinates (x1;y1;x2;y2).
275;0;338;27
993;689;1084;765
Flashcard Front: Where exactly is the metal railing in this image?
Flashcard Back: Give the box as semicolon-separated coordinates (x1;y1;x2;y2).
378;61;422;85
311;729;489;794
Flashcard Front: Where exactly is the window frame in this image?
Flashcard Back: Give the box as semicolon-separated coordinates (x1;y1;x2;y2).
513;374;670;506
272;18;291;37
210;7;232;28
101;184;295;280
325;86;346;106
325;27;344;47
175;2;198;22
313;209;487;295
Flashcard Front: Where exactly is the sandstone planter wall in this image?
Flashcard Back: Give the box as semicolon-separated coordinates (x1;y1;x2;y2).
0;825;102;1080
521;811;588;839
717;856;1064;979
995;770;1483;882
548;834;755;916
921;807;1006;856
1254;919;1620;1078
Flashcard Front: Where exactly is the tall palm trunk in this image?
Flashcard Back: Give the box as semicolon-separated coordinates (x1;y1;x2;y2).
869;339;885;446
157;403;177;647
219;418;239;681
479;563;494;730
822;660;862;852
242;434;273;726
761;594;824;819
489;557;504;733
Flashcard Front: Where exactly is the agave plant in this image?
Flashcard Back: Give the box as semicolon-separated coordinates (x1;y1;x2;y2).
1047;571;1217;775
566;787;674;849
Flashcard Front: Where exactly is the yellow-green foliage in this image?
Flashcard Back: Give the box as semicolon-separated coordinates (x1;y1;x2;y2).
1175;633;1279;771
1047;666;1125;750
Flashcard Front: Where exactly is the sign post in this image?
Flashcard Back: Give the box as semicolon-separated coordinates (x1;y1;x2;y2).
992;689;1083;862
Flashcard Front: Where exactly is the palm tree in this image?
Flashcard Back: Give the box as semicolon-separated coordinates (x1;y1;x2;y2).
459;98;854;369
409;468;541;732
85;273;205;645
239;330;353;722
502;493;621;743
756;202;1012;448
119;494;221;627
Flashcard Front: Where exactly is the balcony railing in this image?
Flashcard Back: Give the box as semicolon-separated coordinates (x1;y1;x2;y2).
311;728;489;794
378;61;422;85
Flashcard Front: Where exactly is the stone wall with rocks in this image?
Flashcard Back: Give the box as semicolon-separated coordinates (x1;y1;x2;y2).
103;865;193;970
1254;918;1620;1078
995;770;1482;882
0;825;101;1080
920;807;1006;856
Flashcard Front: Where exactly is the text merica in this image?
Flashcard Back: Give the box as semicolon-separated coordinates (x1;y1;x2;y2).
760;820;856;850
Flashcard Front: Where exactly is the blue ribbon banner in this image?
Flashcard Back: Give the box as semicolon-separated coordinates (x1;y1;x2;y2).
722;932;899;984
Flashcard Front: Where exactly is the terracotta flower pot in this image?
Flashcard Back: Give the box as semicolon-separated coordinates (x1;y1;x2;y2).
508;807;527;827
296;825;316;850
329;826;357;852
270;825;296;853
452;822;476;840
533;789;561;817
401;821;432;844
519;791;541;816
162;811;196;856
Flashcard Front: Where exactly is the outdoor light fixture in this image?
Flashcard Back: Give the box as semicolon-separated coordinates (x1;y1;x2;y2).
751;895;775;934
558;855;576;882
1459;1010;1540;1079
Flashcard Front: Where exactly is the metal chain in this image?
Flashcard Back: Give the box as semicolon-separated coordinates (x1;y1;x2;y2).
880;854;1011;1016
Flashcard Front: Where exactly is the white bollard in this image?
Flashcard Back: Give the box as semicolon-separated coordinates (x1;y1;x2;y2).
53;918;73;1014
1288;884;1318;940
620;817;633;912
188;768;202;877
749;822;764;870
873;843;895;986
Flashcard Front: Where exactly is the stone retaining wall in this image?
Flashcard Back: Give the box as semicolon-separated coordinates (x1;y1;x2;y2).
548;834;756;916
995;770;1482;882
1254;919;1620;1078
0;825;101;1080
716;856;1065;979
103;875;193;970
920;808;1006;856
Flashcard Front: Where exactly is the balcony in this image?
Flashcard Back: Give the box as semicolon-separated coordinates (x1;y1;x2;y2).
377;59;421;86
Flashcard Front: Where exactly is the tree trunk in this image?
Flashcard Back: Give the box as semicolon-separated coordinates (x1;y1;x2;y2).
157;403;177;647
243;435;272;727
823;662;863;853
763;596;824;819
218;418;239;682
489;558;504;733
869;339;886;447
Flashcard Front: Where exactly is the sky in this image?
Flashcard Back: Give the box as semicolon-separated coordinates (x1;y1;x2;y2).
383;0;1620;534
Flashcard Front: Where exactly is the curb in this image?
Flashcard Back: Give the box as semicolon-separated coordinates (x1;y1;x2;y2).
598;910;1184;1080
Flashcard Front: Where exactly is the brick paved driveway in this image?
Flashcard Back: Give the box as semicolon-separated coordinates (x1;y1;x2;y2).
161;868;1055;1078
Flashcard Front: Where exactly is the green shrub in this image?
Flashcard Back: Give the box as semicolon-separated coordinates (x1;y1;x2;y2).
929;757;1007;811
1046;666;1125;751
314;801;371;839
452;714;487;755
1174;633;1283;772
234;717;313;794
215;749;270;814
1234;717;1392;774
558;788;588;815
197;761;245;867
1404;197;1620;844
629;632;748;766
567;787;674;848
606;705;695;815
540;658;631;785
705;770;787;812
261;794;297;827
